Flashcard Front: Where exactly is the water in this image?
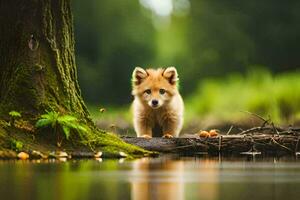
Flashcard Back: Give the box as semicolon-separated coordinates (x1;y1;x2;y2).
1;155;300;200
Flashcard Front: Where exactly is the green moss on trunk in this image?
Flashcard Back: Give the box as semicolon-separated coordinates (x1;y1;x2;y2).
0;0;88;118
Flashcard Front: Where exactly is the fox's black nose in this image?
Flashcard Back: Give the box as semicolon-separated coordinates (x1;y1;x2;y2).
152;99;158;106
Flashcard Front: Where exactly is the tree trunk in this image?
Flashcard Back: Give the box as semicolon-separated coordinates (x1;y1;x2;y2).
0;0;153;157
0;0;88;119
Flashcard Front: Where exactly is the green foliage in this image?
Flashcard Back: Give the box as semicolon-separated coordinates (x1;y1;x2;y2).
73;0;155;105
9;111;21;118
10;139;23;151
8;111;22;127
187;69;300;124
35;111;59;129
36;111;89;141
72;0;300;105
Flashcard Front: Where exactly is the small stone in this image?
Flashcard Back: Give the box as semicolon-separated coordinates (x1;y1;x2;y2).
94;151;102;158
0;150;17;159
31;150;48;159
57;151;68;158
119;151;127;158
17;152;29;160
49;151;69;159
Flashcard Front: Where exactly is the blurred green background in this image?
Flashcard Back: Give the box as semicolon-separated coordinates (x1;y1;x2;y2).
72;0;300;134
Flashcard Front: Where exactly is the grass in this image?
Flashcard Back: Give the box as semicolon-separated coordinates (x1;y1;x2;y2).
186;68;300;125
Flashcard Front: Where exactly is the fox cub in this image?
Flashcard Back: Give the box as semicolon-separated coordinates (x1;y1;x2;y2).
131;67;184;138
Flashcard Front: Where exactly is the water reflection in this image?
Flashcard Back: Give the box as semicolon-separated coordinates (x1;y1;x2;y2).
131;156;223;200
131;157;185;200
0;156;300;200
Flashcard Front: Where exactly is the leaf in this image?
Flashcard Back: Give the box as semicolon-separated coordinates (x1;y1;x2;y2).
35;118;52;128
36;111;91;142
41;111;58;120
61;120;79;130
62;125;71;139
9;111;21;117
76;124;89;133
38;111;59;128
58;115;77;123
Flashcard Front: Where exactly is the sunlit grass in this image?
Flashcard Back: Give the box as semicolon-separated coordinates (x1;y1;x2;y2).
186;69;300;125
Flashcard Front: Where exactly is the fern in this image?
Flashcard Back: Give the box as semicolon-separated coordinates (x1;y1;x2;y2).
35;118;53;128
8;110;22;127
35;110;90;146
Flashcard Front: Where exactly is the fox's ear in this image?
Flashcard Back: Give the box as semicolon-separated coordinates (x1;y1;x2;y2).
132;67;148;86
162;67;178;85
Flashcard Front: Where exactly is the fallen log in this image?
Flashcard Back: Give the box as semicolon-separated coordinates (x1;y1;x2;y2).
123;133;300;155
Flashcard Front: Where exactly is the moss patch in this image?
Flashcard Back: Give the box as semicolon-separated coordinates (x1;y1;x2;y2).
86;132;154;158
0;117;155;159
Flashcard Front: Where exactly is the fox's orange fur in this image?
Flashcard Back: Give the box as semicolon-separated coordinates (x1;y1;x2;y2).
131;67;184;138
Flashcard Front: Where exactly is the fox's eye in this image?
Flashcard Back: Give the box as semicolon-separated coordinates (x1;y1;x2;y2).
159;89;166;95
144;89;151;94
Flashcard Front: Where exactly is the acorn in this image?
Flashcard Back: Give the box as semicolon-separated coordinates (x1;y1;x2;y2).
209;129;218;137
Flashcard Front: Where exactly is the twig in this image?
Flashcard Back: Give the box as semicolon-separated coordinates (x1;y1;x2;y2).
238;127;273;135
271;137;293;152
271;122;279;135
241;111;269;125
226;125;234;135
238;127;244;132
218;136;222;152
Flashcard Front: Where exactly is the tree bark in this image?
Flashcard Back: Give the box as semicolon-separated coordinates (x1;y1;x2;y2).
0;0;88;119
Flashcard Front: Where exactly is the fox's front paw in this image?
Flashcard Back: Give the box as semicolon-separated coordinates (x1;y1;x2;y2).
140;135;152;139
162;134;173;138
